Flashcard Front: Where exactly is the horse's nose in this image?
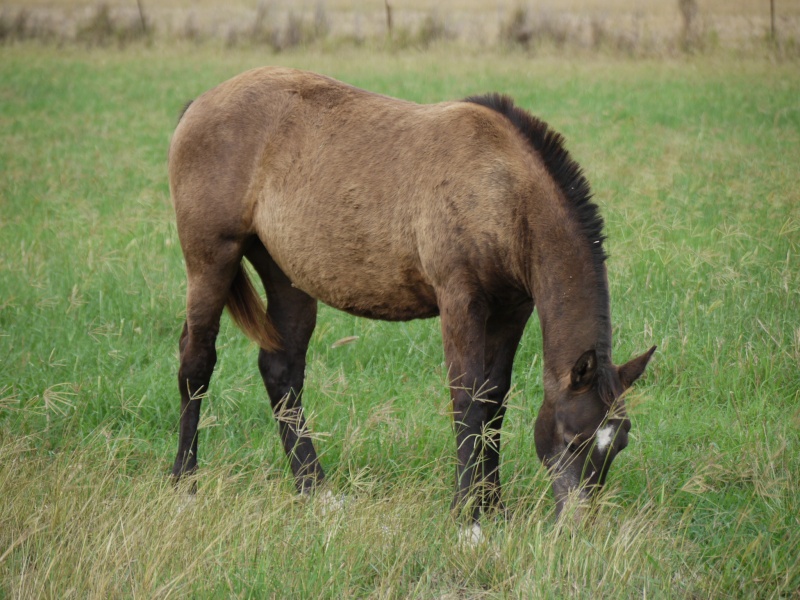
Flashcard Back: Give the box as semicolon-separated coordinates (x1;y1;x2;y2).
617;418;632;450
616;428;629;451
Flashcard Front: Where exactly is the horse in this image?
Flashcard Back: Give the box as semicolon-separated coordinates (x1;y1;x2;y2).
168;67;655;525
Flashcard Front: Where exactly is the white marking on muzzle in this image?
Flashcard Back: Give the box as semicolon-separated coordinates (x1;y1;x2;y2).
596;425;615;452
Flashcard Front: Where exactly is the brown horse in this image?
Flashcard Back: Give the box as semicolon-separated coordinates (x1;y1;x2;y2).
168;67;655;524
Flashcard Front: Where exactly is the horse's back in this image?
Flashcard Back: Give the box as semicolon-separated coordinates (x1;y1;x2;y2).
170;68;539;319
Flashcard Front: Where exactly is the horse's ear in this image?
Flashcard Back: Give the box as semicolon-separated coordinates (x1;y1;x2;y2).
570;350;598;390
618;345;657;390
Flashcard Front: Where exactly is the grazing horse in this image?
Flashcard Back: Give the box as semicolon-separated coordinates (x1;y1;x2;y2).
168;67;655;522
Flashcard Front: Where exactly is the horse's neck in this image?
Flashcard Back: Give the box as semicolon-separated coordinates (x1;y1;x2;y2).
527;244;612;381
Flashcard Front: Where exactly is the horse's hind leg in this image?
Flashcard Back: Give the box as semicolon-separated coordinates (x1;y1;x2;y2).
246;244;324;494
172;241;244;483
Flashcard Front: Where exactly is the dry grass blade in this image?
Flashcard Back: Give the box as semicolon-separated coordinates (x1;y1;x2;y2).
41;383;76;416
0;385;19;412
0;525;47;565
331;335;359;348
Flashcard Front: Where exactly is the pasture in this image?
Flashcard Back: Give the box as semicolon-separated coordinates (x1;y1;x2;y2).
1;42;799;598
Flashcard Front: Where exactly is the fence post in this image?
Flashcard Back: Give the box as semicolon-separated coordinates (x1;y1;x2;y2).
385;0;393;40
770;0;776;39
136;0;147;35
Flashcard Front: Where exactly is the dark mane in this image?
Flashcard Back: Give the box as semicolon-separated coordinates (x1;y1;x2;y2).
463;93;607;265
178;100;194;123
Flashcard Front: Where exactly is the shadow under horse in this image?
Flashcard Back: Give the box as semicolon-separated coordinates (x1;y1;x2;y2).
168;67;656;523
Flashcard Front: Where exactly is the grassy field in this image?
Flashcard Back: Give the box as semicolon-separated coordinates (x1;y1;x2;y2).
1;42;799;598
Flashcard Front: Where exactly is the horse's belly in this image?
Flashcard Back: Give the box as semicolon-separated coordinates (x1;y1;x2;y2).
326;285;440;321
267;242;440;321
296;270;439;321
256;183;442;320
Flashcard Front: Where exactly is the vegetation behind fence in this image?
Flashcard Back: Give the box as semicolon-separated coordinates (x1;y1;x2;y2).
2;0;799;57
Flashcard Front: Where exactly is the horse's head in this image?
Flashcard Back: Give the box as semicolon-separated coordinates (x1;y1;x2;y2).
535;345;656;519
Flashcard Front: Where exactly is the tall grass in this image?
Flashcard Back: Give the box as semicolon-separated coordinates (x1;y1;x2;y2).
1;45;798;597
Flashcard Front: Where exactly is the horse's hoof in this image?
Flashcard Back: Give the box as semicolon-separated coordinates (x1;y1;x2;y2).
176;492;197;515
313;489;347;517
458;523;484;548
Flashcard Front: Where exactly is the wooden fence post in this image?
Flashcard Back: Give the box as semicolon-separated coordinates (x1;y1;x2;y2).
770;0;776;39
385;0;393;40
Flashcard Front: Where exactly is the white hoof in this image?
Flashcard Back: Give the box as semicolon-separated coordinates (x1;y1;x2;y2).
176;493;196;514
316;490;347;516
458;523;484;547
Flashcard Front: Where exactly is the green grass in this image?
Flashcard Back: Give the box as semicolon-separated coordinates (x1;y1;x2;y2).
1;43;799;598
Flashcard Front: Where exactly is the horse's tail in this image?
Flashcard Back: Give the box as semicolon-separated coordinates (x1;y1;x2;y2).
226;264;282;352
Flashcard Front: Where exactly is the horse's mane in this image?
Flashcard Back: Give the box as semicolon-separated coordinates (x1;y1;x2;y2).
463;93;607;267
465;93;613;368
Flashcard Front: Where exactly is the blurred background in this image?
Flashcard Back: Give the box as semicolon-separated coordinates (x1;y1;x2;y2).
3;0;798;57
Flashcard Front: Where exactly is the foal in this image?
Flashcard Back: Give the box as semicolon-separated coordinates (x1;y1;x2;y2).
168;67;655;522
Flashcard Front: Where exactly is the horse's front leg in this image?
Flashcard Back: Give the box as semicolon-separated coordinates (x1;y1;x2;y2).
481;303;533;514
439;291;490;523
